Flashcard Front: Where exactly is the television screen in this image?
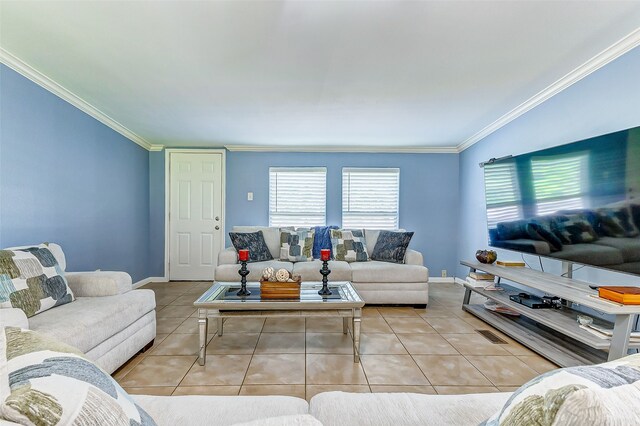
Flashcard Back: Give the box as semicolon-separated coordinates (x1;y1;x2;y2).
484;126;640;276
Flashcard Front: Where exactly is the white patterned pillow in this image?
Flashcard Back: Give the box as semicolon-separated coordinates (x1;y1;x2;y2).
0;327;156;426
280;229;315;262
0;244;75;318
330;229;368;262
482;353;640;425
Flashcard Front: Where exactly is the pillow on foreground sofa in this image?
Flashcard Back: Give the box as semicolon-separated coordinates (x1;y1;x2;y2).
0;243;155;374
215;226;429;306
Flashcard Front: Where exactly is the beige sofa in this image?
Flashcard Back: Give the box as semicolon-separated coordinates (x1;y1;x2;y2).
0;243;156;374
215;226;430;307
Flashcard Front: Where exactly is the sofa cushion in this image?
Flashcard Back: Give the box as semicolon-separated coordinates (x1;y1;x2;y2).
232;414;322;426
310;391;510;426
350;261;428;283
28;289;155;353
292;260;352;281
592;237;640;263
134;395;308;426
549;243;624;266
229;231;273;263
371;230;414;264
0;327;156;426
331;229;368;262
232;227;288;259
280;229;315;262
483;353;640;426
0;244;75;318
216;261;294;282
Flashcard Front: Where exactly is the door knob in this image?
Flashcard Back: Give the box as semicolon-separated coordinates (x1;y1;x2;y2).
215;226;220;230
215;216;220;221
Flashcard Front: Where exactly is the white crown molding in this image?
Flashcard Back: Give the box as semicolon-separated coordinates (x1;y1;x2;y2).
457;27;640;152
148;144;165;151
0;47;158;151
224;144;459;153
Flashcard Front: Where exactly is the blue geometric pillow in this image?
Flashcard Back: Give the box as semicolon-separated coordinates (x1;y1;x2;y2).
371;231;414;264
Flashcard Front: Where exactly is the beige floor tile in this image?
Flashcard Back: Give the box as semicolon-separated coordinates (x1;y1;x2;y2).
361;355;429;385
360;317;394;334
173;386;240;396
377;307;420;317
306;333;354;354
173;318;217;335
370;385;436;394
263;317;306;333
244;354;306;385
223;318;265;333
424;318;477;334
503;342;537;356
306;385;370;401
412;355;491;386
306;354;368;385
157;305;197;318
466;356;539;387
498;386;520;392
206;333;260;354
360;333;408;355
434;386;500;395
155;294;180;306
123;387;175;396
518;355;559;374
181;354;252;386
119;356;196;387
113;353;146;381
417;305;460;319
362;308;381;317
156;318;186;334
385;317;436;334
441;333;510;356
240;385;306;399
396;334;459;355
141;334;169;355
171;295;199;305
306;317;344;333
151;333;206;356
255;332;305;354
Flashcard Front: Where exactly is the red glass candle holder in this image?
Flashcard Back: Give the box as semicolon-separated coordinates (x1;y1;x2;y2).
320;249;331;262
238;249;249;262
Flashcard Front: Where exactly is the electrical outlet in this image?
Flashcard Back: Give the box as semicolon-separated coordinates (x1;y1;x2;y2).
247;192;254;201
441;269;447;278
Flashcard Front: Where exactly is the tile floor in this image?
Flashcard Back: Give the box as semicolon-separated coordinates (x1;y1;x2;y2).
114;281;558;400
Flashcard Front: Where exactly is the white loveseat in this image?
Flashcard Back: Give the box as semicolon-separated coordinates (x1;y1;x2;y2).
0;243;156;374
214;226;430;307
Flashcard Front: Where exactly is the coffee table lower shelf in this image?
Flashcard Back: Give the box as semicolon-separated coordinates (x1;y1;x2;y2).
463;304;608;367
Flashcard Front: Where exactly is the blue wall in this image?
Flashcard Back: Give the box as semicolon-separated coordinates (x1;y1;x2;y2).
457;46;640;285
148;150;460;277
0;64;151;282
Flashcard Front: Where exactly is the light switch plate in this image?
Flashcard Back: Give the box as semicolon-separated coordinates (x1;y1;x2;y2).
247;192;254;201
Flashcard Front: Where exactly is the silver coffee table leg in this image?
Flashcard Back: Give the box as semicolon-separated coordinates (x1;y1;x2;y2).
343;317;349;334
352;308;362;363
198;309;208;366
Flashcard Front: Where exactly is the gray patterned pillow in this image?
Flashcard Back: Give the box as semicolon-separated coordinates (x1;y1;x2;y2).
330;229;368;262
280;229;315;262
371;231;414;264
229;231;273;263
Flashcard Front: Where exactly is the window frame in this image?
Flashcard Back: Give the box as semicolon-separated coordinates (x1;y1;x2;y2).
341;167;400;230
268;167;327;228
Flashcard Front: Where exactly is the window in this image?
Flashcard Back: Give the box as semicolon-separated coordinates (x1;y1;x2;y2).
342;168;399;230
531;153;588;215
269;167;326;227
484;160;523;228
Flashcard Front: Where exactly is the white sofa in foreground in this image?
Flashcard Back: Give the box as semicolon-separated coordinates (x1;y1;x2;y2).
0;243;156;374
215;226;430;307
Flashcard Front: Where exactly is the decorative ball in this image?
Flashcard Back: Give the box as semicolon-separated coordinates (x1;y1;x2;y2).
262;267;275;281
476;249;497;264
275;268;290;282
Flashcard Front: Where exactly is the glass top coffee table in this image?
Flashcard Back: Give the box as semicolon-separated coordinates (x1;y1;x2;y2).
194;281;364;365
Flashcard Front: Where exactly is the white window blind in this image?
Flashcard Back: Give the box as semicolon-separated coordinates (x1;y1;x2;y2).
269;167;326;227
484;161;523;228
342;168;399;230
531;154;588;215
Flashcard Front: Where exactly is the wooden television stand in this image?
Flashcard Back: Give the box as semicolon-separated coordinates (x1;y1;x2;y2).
460;260;640;367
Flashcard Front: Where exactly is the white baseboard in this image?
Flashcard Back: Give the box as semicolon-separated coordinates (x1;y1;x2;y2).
429;277;455;284
133;276;168;289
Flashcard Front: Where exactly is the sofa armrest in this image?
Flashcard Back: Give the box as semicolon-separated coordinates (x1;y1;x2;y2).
405;249;424;266
65;271;132;297
218;247;238;265
0;308;29;329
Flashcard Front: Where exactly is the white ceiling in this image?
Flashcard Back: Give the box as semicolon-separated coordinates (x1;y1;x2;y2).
1;1;640;151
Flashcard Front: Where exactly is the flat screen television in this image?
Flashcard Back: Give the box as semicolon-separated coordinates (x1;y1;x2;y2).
483;126;640;277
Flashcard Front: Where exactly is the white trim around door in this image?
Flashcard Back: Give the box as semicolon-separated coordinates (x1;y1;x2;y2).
164;149;226;280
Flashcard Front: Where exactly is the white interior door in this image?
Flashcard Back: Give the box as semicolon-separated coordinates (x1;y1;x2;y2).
169;152;224;280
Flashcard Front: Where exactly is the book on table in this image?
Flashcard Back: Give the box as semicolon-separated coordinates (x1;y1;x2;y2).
469;272;495;280
496;260;526;267
598;286;640;305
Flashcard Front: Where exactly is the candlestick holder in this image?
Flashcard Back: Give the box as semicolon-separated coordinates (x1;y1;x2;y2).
318;259;332;296
237;260;251;296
